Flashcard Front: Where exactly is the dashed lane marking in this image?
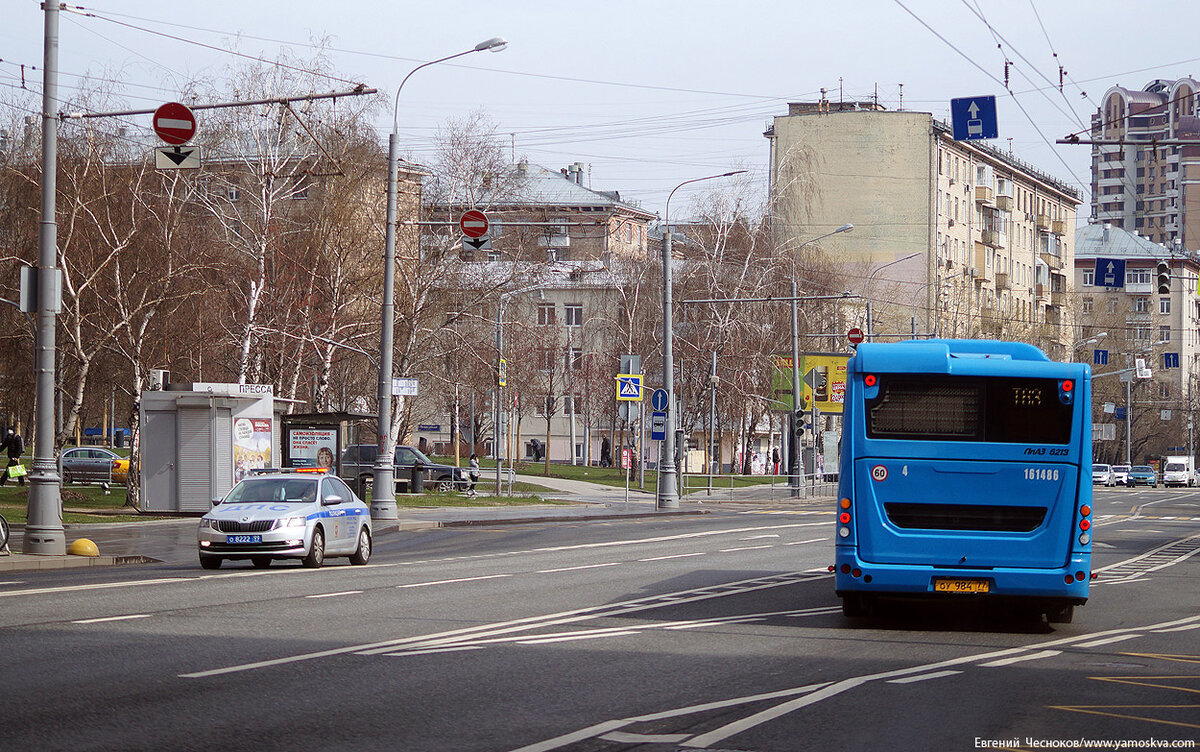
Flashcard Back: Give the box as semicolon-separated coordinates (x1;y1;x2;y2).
979;650;1062;667
886;670;962;684
72;614;151;624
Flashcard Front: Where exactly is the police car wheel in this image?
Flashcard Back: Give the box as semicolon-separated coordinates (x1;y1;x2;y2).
251;556;272;568
350;527;371;566
303;528;325;568
199;555;222;570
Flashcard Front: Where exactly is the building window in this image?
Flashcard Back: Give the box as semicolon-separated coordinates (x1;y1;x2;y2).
564;304;583;327
1082;270;1095;286
1128;269;1150;285
538;303;555;326
1159;325;1172;342
1082;298;1093;314
1161;298;1171;315
539;349;555;372
564;395;583;415
1133;297;1150;313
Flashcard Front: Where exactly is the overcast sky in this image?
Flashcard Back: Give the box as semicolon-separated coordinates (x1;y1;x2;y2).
6;0;1200;220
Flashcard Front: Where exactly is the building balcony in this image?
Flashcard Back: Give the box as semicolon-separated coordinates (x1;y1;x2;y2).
1036;214;1051;231
1039;251;1064;271
1035;283;1048;300
980;307;1003;334
1051;219;1067;235
981;229;1005;248
1126;311;1152;324
1126;281;1153;294
995;272;1010;291
995;194;1013;211
975;186;995;205
1050;291;1066;307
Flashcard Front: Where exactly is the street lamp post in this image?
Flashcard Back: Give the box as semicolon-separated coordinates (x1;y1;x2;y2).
787;224;854;497
862;251;921;342
375;37;507;521
658;171;745;509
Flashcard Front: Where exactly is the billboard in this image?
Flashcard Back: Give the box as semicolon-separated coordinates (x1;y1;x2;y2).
770;352;850;415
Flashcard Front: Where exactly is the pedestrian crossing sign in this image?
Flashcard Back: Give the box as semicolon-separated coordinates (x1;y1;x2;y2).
616;373;643;401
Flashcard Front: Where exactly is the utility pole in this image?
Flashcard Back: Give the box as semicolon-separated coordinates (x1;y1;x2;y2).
25;1;65;555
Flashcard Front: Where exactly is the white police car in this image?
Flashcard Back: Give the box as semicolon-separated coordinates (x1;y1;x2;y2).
198;469;371;570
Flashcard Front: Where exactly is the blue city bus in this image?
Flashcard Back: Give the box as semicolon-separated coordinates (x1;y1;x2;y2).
835;340;1093;622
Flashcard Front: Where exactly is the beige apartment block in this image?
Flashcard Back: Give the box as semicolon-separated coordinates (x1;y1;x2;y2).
765;103;1081;358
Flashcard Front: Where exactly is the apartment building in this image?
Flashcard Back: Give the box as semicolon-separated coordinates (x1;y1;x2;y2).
1091;78;1200;251
765;102;1081;357
418;162;655;464
1073;222;1200;435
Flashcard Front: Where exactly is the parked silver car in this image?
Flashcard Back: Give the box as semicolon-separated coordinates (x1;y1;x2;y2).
197;469;371;570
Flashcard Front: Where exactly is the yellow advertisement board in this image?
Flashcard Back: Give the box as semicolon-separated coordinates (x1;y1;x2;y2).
770;352;850;415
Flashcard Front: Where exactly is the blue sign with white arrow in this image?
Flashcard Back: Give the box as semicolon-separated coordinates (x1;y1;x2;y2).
650;388;669;412
1093;349;1108;366
1093;258;1126;288
1164;352;1180;369
951;96;998;141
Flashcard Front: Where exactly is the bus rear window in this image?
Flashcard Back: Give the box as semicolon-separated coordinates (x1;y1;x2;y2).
866;375;1072;444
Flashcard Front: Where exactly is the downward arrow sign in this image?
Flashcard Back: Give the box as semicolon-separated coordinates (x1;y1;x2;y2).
967;101;980;118
163;147;193;166
464;237;488;250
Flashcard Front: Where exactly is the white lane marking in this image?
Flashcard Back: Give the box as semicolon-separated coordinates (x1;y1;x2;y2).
305;590;362;599
886;670;961;684
516;615;1200;752
600;732;690;743
398;646;483;656
184;571;826;677
72;614;151;624
719;545;773;553
517;631;640;645
397;574;511;588
0;581;25;586
0;577;192;598
979;650;1062;667
536;562;621;574
741;535;780;540
1152;623;1200;633
1074;634;1142;648
784;538;826;546
639;552;705;562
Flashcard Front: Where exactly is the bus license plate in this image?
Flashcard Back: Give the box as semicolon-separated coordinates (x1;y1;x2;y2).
934;578;989;594
226;534;262;544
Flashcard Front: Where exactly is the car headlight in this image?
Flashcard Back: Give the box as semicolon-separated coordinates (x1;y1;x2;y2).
281;516;307;528
199;518;215;529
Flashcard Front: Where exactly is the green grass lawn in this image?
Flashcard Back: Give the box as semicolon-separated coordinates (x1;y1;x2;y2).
430;455;784;495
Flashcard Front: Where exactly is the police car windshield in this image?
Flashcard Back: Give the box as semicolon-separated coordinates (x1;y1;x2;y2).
224;478;317;504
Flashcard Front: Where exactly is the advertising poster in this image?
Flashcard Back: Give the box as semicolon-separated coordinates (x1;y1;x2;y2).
233;418;272;482
770;353;850;415
287;428;339;469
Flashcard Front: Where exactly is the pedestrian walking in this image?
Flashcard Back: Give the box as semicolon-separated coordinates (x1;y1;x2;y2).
600;437;612;467
467;453;480;497
772;447;781;475
1;428;25;487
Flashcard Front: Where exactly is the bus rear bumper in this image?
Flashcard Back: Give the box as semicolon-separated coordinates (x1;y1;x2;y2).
834;550;1091;601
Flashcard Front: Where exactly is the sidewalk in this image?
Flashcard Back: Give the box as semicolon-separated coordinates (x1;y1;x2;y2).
0;475;832;572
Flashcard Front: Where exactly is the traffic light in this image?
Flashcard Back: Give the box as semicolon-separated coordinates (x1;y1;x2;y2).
1157;260;1171;294
793;409;806;438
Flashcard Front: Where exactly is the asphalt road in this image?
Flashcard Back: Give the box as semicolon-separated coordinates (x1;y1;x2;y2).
0;489;1197;751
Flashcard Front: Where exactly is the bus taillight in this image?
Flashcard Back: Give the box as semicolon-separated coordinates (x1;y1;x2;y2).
839;498;852;537
1059;379;1075;405
864;374;877;387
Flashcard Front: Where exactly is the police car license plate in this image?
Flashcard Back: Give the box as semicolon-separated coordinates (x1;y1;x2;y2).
933;578;990;594
226;534;262;544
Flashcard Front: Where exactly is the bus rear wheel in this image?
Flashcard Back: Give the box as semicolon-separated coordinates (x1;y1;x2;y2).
1045;604;1074;624
841;593;873;618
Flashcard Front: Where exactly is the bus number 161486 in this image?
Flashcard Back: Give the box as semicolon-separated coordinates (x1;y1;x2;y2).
1023;467;1060;482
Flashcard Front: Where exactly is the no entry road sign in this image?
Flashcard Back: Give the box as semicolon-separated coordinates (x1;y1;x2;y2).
459;210;489;239
153;102;196;145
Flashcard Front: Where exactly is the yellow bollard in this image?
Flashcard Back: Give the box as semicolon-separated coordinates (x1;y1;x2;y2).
67;538;100;557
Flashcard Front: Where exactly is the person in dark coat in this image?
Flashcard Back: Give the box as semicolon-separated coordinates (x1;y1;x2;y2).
600;436;612;467
0;428;25;487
